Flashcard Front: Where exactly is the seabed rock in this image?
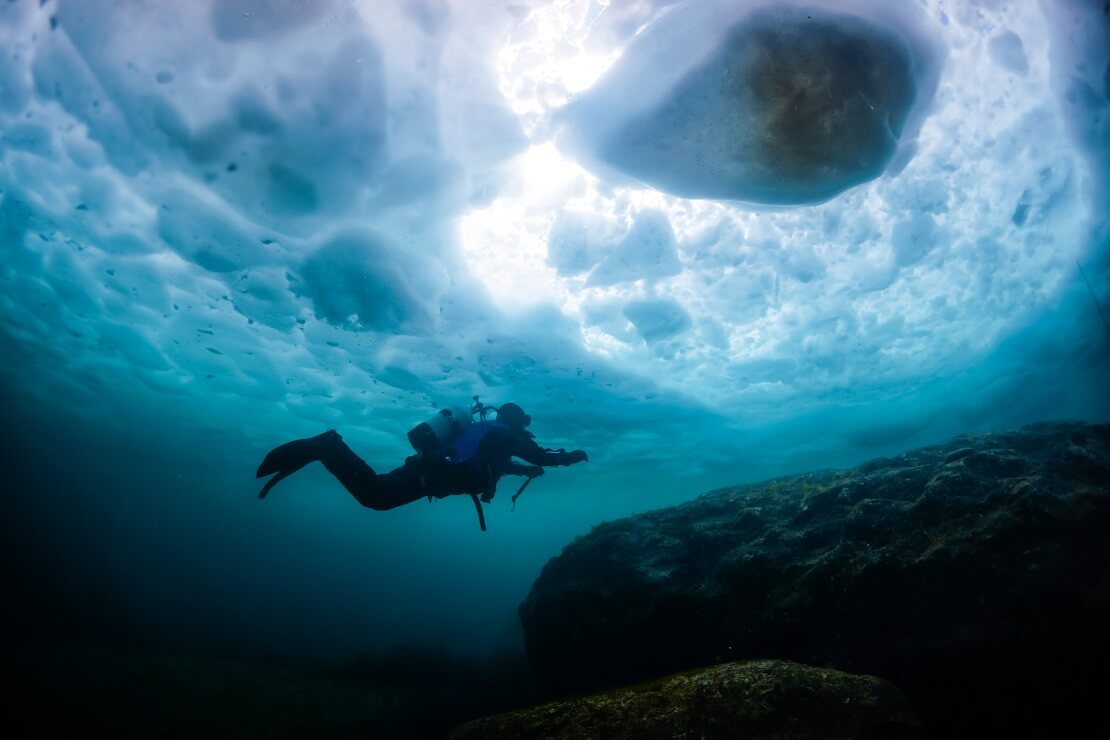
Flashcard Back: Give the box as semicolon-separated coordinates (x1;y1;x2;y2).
451;659;919;740
520;421;1110;735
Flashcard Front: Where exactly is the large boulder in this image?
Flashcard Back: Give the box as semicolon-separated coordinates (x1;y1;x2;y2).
451;659;920;740
556;2;943;205
520;421;1110;735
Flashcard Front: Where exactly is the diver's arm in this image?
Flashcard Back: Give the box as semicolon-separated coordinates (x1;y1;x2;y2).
513;435;588;467
504;461;544;477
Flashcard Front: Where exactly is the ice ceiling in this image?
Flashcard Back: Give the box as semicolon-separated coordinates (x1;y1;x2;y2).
1;0;1108;491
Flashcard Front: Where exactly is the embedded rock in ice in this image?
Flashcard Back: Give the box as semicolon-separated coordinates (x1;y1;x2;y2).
557;1;944;205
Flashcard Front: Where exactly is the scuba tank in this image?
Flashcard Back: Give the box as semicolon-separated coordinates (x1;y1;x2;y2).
406;397;490;531
406;396;544;533
406;404;473;455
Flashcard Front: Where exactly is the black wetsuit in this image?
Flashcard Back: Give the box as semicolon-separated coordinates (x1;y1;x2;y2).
319;422;578;510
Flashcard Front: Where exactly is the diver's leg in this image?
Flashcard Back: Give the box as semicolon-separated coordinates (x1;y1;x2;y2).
318;439;427;511
256;429;343;499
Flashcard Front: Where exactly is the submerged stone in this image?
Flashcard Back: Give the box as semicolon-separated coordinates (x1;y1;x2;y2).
520;421;1110;736
451;660;920;740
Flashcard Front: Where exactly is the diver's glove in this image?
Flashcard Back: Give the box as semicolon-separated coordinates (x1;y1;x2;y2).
565;449;588;465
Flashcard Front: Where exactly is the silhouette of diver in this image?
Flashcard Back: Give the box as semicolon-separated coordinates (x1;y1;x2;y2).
255;403;588;528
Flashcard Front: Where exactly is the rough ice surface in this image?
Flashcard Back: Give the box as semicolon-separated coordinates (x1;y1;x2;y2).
989;30;1029;75
1;0;1108;661
587;209;681;286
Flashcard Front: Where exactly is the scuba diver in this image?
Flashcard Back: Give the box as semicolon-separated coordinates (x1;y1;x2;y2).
255;400;588;530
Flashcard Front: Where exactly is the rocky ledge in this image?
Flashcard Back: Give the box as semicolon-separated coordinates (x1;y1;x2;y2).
451;659;919;740
519;421;1110;736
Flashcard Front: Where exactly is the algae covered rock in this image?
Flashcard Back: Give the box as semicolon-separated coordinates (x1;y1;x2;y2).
520;421;1110;735
451;659;919;740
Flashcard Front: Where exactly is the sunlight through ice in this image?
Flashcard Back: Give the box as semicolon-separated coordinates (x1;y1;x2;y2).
496;0;624;135
459;144;583;310
461;1;629;312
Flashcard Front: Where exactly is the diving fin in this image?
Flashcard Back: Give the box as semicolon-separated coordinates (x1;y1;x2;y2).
258;468;296;499
256;430;339;477
469;493;487;532
255;430;341;498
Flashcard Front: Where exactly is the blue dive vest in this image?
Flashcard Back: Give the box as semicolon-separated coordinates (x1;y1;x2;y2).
440;420;506;465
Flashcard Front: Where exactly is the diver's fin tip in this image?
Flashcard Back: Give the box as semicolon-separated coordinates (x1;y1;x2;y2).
257;468;293;500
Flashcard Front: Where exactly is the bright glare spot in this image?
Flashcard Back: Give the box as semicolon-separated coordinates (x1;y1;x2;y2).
459;144;587;310
558;50;621;95
497;0;623;135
